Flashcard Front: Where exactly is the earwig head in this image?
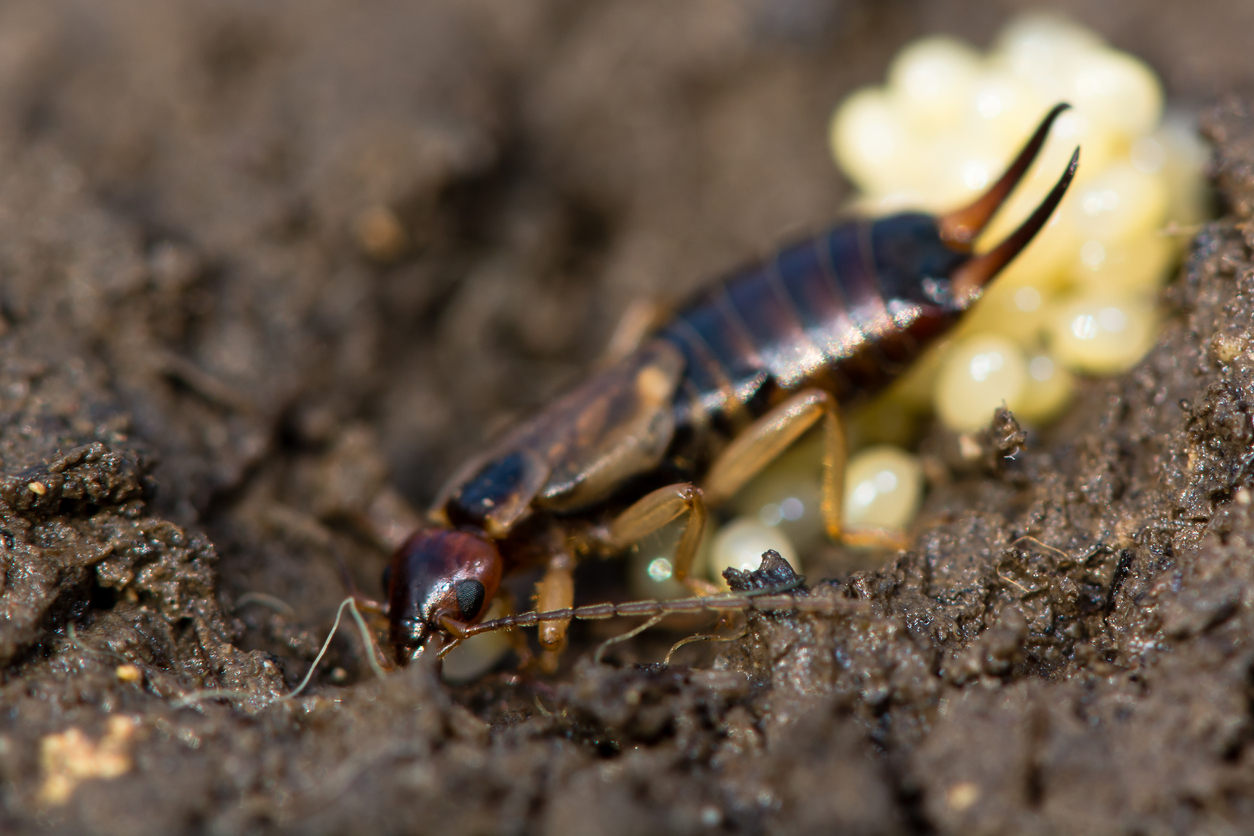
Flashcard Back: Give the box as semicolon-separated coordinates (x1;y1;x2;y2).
386;528;503;664
875;104;1079;322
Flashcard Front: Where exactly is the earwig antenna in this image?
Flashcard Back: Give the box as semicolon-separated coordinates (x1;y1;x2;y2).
235;591;298;618
439;578;818;663
282;596;388;701
156;598;390;710
459;575;808;642
939;102;1071;250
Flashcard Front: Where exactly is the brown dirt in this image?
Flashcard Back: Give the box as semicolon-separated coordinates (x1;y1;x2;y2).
3;1;1254;834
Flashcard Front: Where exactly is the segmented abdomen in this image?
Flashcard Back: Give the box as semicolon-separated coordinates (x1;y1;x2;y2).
656;215;958;435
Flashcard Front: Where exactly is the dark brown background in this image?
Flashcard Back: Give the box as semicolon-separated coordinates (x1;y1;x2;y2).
2;1;1254;833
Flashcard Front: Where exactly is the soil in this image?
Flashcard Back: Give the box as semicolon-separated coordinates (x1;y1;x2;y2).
3;1;1254;834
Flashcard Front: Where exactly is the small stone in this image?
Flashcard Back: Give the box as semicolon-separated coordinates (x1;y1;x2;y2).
354;205;408;262
115;664;142;684
946;781;981;811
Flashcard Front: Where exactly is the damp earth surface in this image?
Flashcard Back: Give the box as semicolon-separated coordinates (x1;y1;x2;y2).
4;1;1254;834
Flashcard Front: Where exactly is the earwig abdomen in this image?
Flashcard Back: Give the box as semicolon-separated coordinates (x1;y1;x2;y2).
658;213;968;442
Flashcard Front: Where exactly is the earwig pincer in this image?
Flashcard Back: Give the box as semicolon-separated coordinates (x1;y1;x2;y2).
385;104;1080;665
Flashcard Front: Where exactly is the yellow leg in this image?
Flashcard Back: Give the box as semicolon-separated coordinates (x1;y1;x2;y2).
533;551;575;654
606;482;718;594
702;388;905;549
703;389;844;538
602;299;664;365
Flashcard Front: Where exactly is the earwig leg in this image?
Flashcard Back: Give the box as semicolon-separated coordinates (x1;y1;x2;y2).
702;388;906;550
602;299;665;365
839;527;909;550
492;589;537;670
604;482;718;595
533;551;576;657
703;389;843;529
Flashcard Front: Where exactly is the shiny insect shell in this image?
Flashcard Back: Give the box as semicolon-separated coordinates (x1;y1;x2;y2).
385;104;1080;665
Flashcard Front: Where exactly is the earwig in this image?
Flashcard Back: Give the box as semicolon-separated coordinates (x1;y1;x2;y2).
383;104;1081;666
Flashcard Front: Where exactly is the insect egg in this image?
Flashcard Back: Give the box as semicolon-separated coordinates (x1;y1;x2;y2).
829;89;918;195
934;334;1030;433
842;446;924;532
1070;235;1174;294
1015;354;1075;424
727;435;826;554
1065;48;1163;138
887;36;981;134
1068;163;1168;244
965;68;1040;149
1046;292;1157;375
995;14;1104;84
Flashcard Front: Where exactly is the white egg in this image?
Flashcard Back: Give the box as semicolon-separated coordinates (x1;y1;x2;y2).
965;67;1046;149
1015;353;1075;424
954;276;1054;348
1068;163;1169;243
1152;115;1217;229
1069;234;1175;293
887;36;982;134
843;446;924;531
830;87;917;194
1068;49;1163;139
928;131;1020;207
1047;293;1158;374
994;14;1105;85
934;334;1030;433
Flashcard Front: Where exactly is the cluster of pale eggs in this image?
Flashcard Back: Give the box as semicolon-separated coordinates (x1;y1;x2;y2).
836;14;1209;435
444;15;1212;680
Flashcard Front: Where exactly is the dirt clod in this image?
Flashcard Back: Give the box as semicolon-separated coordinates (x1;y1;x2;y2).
4;2;1254;834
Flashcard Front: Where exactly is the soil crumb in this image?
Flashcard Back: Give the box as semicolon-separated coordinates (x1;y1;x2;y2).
4;2;1254;834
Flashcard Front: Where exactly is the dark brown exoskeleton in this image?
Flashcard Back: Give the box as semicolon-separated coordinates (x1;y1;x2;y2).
385;104;1080;665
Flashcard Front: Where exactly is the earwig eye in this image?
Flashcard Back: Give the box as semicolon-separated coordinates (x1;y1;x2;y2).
455;579;487;620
